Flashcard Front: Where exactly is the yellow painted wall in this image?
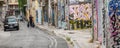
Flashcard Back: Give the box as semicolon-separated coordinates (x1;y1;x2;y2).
26;10;29;21
30;0;39;25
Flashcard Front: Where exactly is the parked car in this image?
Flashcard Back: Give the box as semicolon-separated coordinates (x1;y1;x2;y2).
17;15;23;21
4;16;19;31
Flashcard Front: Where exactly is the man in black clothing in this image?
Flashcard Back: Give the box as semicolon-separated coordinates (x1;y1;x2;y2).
28;15;34;27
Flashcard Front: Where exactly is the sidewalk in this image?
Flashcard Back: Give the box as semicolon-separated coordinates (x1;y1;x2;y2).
36;24;96;48
0;20;3;30
0;21;11;43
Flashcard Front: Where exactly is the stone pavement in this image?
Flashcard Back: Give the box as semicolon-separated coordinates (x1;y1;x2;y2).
36;24;100;48
0;20;11;43
0;18;3;30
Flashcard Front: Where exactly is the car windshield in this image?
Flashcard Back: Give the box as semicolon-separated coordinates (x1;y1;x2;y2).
8;18;17;22
18;16;22;18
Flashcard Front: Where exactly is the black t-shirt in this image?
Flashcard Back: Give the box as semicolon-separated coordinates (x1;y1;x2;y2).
29;16;33;22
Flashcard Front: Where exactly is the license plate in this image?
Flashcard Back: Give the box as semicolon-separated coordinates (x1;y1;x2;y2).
10;26;13;28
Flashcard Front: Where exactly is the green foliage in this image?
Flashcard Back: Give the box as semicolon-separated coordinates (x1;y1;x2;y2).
69;19;92;30
18;0;27;10
69;20;75;24
70;41;73;45
66;36;71;41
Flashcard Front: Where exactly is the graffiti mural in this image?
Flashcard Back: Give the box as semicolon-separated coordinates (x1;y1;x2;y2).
69;3;92;20
93;0;98;41
69;3;92;29
79;3;92;20
109;0;120;48
69;5;79;20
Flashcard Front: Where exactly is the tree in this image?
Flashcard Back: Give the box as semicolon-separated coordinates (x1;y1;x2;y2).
18;0;27;16
18;0;27;10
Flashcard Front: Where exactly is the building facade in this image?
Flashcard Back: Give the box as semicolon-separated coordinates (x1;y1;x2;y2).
7;0;19;16
26;0;42;25
0;0;5;6
0;0;5;20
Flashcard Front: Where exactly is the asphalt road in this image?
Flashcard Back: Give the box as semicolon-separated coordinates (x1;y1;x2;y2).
0;22;69;48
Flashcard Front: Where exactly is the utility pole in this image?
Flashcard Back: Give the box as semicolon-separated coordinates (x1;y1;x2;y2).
91;0;94;43
41;0;45;25
105;0;109;47
6;0;8;11
54;0;58;27
67;0;70;30
27;0;30;21
48;0;50;26
6;0;8;16
27;0;30;11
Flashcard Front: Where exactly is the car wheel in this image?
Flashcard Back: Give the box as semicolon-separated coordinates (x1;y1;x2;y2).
4;29;6;31
17;27;19;30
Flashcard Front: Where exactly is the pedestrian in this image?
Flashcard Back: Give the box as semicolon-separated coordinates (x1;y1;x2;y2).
29;15;33;27
29;15;35;27
27;21;30;28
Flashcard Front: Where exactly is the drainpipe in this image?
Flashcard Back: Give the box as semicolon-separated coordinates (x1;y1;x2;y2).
48;0;51;26
54;0;58;27
68;0;70;30
91;0;94;43
41;0;43;25
27;0;30;21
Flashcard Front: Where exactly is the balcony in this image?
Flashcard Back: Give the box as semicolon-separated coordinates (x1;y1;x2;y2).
8;3;18;5
8;0;18;5
0;0;5;3
0;0;5;6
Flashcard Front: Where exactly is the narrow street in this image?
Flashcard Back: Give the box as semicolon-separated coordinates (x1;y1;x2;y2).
0;22;68;48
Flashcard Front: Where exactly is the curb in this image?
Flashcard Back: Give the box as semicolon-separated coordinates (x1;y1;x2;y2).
94;41;101;48
36;25;56;36
54;32;74;48
36;25;93;48
36;25;73;48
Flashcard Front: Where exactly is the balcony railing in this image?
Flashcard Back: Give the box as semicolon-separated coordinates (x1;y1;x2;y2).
0;0;5;6
0;0;4;2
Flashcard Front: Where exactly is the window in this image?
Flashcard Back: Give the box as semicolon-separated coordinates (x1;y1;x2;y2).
9;0;12;3
15;0;18;3
8;18;17;22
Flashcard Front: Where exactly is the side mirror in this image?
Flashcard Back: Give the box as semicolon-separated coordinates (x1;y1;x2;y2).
2;21;5;23
3;19;6;23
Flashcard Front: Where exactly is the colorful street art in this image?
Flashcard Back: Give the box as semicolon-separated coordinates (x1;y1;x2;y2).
69;3;92;30
97;0;103;44
109;0;120;48
69;3;92;20
94;0;98;42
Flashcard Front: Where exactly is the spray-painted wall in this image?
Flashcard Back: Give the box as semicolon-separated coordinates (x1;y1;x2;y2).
108;0;120;48
58;0;66;29
93;0;98;42
97;0;104;45
68;3;92;30
69;3;92;20
94;0;105;47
